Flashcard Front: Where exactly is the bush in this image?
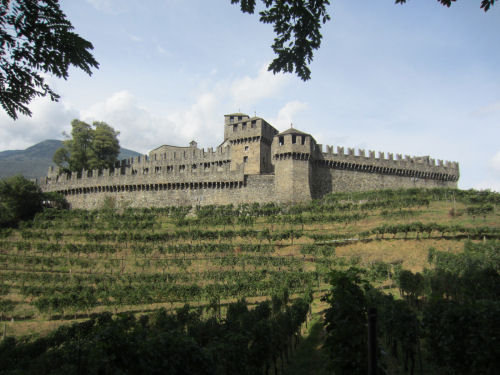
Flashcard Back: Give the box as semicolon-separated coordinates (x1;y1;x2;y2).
0;175;44;227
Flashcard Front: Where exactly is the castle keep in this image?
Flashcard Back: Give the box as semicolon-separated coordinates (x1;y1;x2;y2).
41;113;460;209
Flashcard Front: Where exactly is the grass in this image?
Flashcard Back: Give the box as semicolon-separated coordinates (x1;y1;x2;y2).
284;314;329;375
336;238;465;272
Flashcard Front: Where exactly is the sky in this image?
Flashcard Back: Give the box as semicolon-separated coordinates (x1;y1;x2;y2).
0;0;499;191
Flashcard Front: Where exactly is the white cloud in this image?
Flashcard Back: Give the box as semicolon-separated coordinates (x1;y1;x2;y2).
473;100;500;116
0;64;296;156
86;0;114;11
167;92;222;146
0;96;77;150
77;63;295;153
79;89;226;154
472;152;500;192
269;101;309;132
473;181;500;193
156;45;170;56
80;90;180;154
230;64;289;107
490;151;500;176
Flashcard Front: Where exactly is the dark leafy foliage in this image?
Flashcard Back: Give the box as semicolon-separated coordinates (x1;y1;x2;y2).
0;296;311;375
324;242;500;374
395;0;496;12
0;175;43;227
0;175;68;227
423;299;500;374
53;119;120;173
322;268;368;374
0;312;215;375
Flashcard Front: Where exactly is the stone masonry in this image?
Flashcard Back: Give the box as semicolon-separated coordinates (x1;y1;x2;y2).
40;113;460;209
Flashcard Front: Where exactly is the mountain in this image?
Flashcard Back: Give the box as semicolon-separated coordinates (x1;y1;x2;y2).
0;140;141;180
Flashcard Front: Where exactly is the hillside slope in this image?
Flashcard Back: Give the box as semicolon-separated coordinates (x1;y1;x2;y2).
0;188;498;374
0;140;141;179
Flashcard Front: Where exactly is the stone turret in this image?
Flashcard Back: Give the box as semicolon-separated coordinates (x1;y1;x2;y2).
271;127;315;203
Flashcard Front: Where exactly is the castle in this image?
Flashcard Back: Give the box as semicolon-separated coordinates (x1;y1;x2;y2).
40;113;460;209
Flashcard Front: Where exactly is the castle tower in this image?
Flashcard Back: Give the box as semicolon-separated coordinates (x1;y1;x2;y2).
224;113;278;174
271;127;315;203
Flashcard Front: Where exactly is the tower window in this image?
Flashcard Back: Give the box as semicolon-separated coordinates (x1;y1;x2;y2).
233;124;238;132
230;116;234;123
279;136;284;146
242;123;247;130
301;136;306;145
238;116;242;121
245;146;249;151
243;156;248;163
292;135;296;144
251;120;256;128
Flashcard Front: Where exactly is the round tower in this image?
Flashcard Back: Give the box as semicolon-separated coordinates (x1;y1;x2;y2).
271;127;316;203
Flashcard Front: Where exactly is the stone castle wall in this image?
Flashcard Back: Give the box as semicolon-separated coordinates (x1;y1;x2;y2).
40;113;459;209
55;174;276;210
310;144;458;197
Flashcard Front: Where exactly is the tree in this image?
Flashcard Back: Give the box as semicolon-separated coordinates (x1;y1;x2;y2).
395;0;496;12
322;268;368;374
231;0;330;81
231;0;495;81
0;175;43;227
53;119;120;173
90;122;121;169
0;0;99;119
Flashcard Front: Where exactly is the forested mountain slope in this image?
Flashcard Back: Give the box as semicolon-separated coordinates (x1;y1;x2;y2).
0;140;140;179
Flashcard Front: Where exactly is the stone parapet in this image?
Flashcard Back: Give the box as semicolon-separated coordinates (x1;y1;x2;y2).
42;163;241;192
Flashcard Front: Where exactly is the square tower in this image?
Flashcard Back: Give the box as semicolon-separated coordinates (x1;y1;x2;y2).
224;113;278;174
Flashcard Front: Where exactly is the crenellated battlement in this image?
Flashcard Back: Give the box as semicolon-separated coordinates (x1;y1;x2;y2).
44;154;239;191
309;144;459;183
41;112;460;209
316;144;458;171
317;144;458;169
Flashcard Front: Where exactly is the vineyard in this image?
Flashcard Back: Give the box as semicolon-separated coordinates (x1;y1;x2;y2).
0;187;499;374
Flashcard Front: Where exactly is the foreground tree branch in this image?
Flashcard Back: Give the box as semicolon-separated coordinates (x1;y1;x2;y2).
0;0;99;119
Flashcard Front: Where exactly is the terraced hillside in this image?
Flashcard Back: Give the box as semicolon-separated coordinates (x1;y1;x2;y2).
0;188;498;374
0;188;497;333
